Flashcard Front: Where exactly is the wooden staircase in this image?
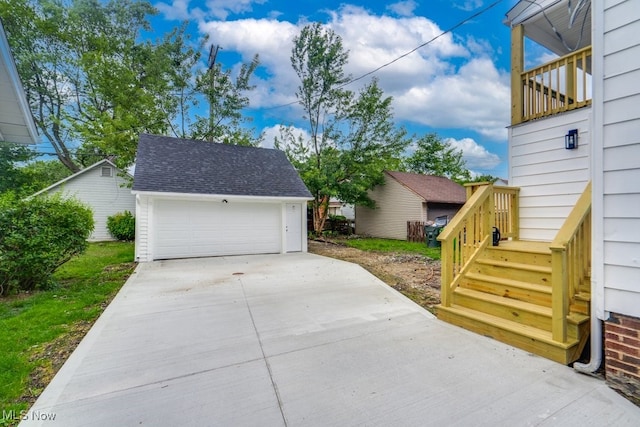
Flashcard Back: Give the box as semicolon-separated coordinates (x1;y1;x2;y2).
436;182;592;365
437;240;590;364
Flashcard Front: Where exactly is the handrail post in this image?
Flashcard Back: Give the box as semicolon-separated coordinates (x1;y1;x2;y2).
440;241;452;307
484;184;495;238
551;247;568;343
512;187;520;240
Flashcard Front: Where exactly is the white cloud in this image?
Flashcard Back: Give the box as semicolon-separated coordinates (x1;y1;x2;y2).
445;137;501;170
156;0;266;21
386;1;418;17
205;0;266;20
395;57;509;139
197;6;509;140
455;1;484;12
260;124;309;149
156;0;192;20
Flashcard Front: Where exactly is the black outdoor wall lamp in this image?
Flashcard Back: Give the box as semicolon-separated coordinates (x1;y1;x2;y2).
565;129;578;150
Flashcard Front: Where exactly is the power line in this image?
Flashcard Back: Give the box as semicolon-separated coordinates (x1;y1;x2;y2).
263;0;504;111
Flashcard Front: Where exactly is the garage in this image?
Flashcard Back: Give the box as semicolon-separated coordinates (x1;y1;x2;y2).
132;134;312;262
153;199;282;259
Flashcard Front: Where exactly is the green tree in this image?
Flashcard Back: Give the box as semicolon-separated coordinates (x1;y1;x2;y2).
466;174;500;184
191;54;262;146
279;23;408;233
403;134;471;183
0;142;35;195
21;160;72;193
0;0;262;173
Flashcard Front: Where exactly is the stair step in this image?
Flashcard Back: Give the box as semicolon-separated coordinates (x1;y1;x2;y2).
474;259;551;285
463;272;551;305
484;243;551;267
453;287;552;330
570;292;591;316
476;258;551;273
437;304;580;364
575;292;591;302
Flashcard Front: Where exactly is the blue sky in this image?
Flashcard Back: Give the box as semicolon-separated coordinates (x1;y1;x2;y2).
153;0;521;178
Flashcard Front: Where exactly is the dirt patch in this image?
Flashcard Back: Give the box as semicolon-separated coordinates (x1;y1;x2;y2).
308;240;441;314
20;321;93;406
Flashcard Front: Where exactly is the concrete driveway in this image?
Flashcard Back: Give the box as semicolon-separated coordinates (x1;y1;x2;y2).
21;253;640;426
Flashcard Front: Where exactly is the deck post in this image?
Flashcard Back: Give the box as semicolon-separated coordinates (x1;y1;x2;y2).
511;25;524;125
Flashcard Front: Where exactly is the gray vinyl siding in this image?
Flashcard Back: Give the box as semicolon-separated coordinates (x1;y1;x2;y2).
509;107;591;241
355;176;425;240
599;0;640;317
46;165;135;241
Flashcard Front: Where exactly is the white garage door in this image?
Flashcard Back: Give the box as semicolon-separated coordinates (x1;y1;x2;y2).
153;199;281;259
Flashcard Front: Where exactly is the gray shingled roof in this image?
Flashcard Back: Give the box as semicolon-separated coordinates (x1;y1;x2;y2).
132;134;312;198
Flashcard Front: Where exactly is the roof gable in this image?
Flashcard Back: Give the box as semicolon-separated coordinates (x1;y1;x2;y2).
132;134;312;199
30;159;127;197
385;171;466;204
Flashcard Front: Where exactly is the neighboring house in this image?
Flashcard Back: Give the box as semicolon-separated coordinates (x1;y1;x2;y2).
437;0;640;403
31;159;135;241
355;171;465;240
328;198;355;220
0;20;38;145
132;134;312;261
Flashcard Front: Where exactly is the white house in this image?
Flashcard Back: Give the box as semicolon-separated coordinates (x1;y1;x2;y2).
31;159;135;241
132;134;312;261
0;20;38;145
437;0;640;403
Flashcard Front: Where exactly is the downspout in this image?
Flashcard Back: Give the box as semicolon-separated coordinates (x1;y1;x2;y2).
573;297;602;376
575;0;604;374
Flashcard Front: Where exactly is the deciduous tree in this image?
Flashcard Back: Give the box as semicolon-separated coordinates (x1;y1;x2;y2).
279;23;408;233
403;134;471;183
1;0;262;173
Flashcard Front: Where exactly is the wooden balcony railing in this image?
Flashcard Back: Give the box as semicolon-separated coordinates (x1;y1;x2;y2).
549;181;591;343
514;46;592;124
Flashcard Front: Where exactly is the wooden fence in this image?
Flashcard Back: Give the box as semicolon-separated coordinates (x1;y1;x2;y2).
407;221;426;243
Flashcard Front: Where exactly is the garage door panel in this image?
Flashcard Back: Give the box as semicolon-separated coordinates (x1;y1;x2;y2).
153;199;281;259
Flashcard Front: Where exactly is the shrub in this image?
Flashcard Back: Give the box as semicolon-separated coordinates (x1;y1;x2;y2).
0;194;94;296
107;211;135;241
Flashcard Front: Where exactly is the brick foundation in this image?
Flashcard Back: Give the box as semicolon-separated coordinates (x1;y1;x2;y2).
605;313;640;404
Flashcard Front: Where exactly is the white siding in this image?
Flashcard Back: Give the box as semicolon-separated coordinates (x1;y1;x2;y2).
597;0;640;318
46;165;135;241
355;176;425;240
509;107;591;241
135;195;151;262
152;199;281;259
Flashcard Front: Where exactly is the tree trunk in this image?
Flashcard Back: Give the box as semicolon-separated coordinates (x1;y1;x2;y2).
313;195;330;234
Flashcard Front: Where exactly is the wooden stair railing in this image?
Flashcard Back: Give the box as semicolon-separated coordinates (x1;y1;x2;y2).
549;181;592;344
438;184;494;307
465;183;520;241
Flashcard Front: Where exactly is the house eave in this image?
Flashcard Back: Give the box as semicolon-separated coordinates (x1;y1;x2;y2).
0;20;38;145
504;0;591;56
132;190;313;203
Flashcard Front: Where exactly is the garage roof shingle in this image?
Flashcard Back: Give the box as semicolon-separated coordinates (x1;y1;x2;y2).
133;134;312;198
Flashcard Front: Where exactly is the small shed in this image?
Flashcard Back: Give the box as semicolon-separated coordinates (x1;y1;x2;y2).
355;171;466;240
132;134;312;261
31;159;135;241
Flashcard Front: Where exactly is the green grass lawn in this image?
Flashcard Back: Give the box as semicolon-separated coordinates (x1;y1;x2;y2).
0;241;134;425
342;237;441;259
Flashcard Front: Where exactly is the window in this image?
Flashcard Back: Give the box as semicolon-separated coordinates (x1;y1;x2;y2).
101;166;113;177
